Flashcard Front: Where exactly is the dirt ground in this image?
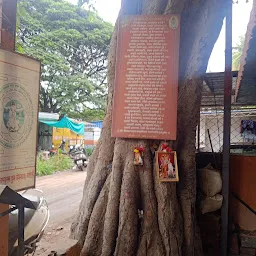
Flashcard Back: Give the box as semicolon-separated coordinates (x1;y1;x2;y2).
34;216;75;255
34;169;86;255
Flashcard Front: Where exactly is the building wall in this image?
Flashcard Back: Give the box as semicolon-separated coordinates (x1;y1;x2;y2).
52;127;84;150
199;115;256;152
84;129;101;146
38;123;53;150
90;121;103;129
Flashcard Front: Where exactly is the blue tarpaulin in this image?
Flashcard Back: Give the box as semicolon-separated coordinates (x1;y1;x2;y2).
40;116;84;135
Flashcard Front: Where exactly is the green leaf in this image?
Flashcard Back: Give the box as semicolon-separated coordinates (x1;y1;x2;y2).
17;0;113;121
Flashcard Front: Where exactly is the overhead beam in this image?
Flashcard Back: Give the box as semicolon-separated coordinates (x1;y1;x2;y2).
0;0;17;50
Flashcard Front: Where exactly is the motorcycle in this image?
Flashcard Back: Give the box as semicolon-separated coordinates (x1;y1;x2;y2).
68;144;80;157
49;145;57;157
73;151;88;171
8;189;50;256
68;145;88;170
68;144;86;156
49;140;67;156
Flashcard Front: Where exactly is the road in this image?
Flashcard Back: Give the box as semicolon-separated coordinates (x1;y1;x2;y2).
35;170;87;255
36;169;86;226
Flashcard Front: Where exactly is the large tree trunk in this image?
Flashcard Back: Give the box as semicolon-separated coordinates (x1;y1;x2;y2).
70;0;228;255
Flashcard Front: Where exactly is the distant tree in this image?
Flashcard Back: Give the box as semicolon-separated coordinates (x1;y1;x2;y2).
77;0;89;7
16;0;113;120
232;35;245;70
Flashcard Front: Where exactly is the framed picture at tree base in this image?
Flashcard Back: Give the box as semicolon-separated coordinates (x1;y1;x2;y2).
156;151;179;182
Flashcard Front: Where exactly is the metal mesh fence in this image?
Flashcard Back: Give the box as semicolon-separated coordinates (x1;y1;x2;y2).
197;107;256;153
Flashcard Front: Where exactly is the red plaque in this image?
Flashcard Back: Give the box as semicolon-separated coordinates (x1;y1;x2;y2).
112;15;180;140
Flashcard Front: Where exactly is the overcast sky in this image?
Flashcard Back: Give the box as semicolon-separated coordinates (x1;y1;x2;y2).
68;0;253;72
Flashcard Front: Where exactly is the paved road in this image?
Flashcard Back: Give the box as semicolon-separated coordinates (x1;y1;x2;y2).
35;170;87;255
36;169;86;226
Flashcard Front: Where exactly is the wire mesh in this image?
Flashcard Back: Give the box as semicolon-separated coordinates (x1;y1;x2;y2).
197;107;256;153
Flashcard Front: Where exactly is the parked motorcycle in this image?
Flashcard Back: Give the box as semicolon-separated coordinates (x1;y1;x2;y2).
73;151;88;171
49;145;57;156
68;144;80;156
8;189;50;256
49;140;67;156
68;144;87;170
68;144;85;156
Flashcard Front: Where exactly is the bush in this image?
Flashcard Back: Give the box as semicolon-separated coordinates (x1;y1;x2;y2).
36;153;73;176
85;147;95;156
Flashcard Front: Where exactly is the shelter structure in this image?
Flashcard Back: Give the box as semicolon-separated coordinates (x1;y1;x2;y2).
40;116;85;136
38;112;59;151
229;3;256;250
196;4;256;255
38;115;84;150
235;2;256;106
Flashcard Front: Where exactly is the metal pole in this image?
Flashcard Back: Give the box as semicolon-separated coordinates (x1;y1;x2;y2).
221;1;232;255
197;117;201;152
0;2;18;255
207;129;215;154
1;0;17;50
207;129;218;169
17;205;25;256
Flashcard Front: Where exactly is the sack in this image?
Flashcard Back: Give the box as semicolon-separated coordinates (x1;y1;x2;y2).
198;164;222;196
200;194;223;214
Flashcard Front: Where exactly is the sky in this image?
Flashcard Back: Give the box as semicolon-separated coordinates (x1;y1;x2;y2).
208;1;253;72
68;0;252;72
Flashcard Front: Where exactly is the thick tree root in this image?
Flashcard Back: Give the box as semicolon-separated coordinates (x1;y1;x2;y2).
71;140;184;256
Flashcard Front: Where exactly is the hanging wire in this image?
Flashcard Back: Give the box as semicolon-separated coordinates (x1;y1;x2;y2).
16;33;83;68
15;14;102;71
19;29;83;66
15;26;84;69
22;47;65;68
209;75;222;152
2;12;15;32
17;10;87;58
18;34;98;85
16;10;107;73
233;0;250;3
14;24;102;85
2;13;13;27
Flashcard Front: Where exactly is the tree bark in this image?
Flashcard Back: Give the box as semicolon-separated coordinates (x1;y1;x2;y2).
70;0;228;255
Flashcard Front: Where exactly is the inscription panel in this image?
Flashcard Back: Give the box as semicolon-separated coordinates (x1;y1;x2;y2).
112;15;180;140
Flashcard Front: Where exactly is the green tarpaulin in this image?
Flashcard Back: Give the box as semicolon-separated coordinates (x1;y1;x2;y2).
39;116;84;135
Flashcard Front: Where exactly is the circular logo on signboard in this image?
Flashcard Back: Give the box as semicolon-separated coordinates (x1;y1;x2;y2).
169;16;179;29
0;83;34;148
3;100;24;132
